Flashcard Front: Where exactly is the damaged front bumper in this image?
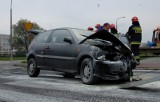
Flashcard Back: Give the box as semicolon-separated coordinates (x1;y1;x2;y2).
93;59;136;80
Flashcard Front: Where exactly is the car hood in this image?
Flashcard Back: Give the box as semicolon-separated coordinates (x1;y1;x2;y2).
80;30;132;54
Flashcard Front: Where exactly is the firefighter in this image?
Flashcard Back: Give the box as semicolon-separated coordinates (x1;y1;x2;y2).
110;24;118;37
126;16;142;65
152;29;157;43
155;26;160;47
152;27;159;44
87;26;94;31
95;24;101;32
102;23;110;31
155;26;160;37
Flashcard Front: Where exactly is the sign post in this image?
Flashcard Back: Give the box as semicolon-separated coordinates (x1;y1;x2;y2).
23;22;33;51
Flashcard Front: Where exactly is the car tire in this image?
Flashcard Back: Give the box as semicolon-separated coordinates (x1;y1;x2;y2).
121;75;130;82
121;69;132;82
27;58;40;77
80;58;98;85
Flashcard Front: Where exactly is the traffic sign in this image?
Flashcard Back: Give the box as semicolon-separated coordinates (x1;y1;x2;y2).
23;22;33;31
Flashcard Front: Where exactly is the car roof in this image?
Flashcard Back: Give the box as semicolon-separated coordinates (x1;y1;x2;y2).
49;27;89;31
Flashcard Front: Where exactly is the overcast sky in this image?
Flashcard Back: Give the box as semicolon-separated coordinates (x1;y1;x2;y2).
0;0;160;42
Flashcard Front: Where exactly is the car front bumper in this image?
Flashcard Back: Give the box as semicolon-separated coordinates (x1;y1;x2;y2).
93;59;135;80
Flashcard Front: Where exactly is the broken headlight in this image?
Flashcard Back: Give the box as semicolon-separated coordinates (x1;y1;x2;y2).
95;48;122;61
95;50;108;61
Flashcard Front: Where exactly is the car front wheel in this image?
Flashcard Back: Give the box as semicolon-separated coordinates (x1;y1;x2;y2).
80;58;98;85
27;58;40;77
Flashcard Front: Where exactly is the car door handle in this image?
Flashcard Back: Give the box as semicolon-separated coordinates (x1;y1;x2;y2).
45;46;50;49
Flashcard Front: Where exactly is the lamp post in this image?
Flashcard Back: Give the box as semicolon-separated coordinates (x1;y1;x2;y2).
10;0;13;61
116;16;125;31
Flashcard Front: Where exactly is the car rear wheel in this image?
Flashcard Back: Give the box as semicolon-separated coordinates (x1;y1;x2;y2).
80;58;98;85
27;58;40;77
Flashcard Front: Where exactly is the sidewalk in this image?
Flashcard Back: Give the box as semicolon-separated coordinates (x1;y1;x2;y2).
137;57;160;70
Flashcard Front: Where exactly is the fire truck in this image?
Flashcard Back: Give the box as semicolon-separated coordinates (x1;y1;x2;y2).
152;26;160;47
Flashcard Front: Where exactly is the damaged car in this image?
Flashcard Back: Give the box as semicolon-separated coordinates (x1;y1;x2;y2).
27;28;136;85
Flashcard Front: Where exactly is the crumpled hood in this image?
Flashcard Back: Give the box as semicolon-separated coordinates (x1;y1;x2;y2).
80;30;132;54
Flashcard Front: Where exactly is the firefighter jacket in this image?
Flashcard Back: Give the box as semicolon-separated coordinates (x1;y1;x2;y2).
126;24;142;45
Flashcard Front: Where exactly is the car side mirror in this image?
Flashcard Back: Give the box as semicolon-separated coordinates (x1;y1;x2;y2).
64;37;73;44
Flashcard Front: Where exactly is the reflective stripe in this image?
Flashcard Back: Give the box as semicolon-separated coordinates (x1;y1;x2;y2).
131;41;141;44
132;26;142;33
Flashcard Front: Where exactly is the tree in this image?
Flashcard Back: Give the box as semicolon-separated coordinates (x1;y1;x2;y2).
13;19;44;53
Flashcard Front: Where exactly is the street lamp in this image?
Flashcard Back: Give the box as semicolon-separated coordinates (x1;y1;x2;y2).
10;0;13;61
116;16;125;31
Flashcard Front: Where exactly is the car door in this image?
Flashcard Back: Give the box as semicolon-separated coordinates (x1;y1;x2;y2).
33;31;52;68
44;29;77;72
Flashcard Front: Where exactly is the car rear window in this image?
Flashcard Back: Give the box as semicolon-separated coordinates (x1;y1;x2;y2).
35;31;52;43
71;29;94;41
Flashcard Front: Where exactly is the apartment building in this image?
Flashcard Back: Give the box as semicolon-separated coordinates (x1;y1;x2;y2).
0;34;11;56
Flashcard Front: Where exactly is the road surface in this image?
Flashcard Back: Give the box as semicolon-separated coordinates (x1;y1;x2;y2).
0;61;160;102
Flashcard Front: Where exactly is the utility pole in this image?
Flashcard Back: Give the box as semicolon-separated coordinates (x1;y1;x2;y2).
10;0;13;61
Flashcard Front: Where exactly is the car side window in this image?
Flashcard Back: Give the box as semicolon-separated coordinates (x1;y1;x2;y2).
36;31;52;43
50;30;72;44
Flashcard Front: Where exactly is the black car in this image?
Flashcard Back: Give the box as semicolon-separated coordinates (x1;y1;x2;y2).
27;28;136;84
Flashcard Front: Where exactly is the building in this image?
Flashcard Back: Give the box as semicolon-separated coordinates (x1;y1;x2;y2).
0;34;11;56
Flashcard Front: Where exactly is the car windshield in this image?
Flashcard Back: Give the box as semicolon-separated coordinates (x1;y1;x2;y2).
84;38;113;46
71;28;94;41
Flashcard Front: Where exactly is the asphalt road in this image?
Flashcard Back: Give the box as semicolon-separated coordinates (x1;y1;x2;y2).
0;61;160;102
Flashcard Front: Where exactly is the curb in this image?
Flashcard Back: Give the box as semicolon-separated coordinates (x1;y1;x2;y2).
136;67;160;70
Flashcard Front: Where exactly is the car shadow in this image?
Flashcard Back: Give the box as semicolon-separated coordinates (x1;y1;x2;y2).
97;80;125;85
38;73;125;85
126;87;160;93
